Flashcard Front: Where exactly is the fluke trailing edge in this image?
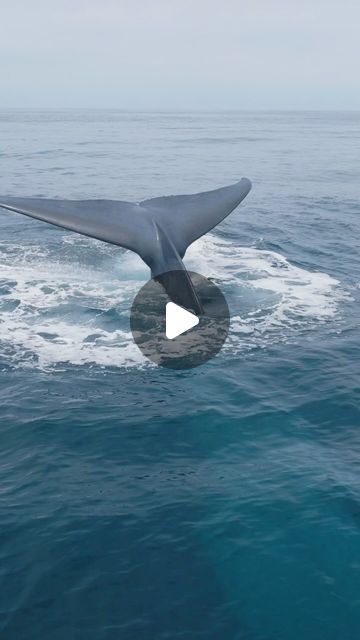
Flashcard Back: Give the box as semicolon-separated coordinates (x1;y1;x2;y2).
0;178;252;314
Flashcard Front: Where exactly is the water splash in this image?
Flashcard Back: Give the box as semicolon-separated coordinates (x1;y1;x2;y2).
0;233;349;369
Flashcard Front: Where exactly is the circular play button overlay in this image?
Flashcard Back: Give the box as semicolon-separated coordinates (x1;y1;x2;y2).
130;270;230;369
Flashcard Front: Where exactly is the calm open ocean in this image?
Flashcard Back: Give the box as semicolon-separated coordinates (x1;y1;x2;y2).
0;110;359;639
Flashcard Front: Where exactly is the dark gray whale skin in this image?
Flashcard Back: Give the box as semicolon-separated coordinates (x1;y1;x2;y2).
0;178;251;314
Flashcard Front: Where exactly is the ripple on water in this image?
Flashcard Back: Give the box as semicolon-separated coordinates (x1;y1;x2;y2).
0;231;351;370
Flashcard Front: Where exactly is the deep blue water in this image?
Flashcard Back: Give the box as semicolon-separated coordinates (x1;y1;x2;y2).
0;110;359;639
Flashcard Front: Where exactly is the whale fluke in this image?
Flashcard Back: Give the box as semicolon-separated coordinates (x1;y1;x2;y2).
0;178;251;314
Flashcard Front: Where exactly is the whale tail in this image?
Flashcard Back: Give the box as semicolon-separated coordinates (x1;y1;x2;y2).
0;178;251;314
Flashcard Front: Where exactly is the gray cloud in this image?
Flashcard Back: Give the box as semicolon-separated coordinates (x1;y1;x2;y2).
0;0;359;108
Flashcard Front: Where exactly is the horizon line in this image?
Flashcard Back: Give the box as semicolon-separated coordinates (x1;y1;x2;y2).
1;106;360;113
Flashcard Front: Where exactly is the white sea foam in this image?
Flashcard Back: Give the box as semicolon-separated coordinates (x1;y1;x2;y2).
0;233;349;369
186;236;349;352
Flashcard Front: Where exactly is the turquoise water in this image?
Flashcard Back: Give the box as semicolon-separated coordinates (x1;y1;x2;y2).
0;110;359;639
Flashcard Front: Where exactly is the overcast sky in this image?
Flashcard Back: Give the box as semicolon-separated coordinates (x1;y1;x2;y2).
1;0;359;109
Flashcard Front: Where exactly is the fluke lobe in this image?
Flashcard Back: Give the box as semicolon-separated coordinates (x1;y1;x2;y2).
0;178;252;315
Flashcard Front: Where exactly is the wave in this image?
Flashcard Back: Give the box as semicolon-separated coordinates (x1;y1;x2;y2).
0;233;350;370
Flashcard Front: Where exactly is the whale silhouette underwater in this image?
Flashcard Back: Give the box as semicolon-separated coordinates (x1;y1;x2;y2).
0;178;251;314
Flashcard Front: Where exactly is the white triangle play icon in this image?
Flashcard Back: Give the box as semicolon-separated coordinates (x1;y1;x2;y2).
165;302;199;340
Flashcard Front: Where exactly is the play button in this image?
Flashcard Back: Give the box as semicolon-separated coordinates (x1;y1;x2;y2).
166;302;199;339
130;270;230;369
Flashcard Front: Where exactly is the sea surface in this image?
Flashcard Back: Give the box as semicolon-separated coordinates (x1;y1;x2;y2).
0;110;359;639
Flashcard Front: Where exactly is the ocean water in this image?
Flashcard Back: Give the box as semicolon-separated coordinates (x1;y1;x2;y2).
0;110;359;639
